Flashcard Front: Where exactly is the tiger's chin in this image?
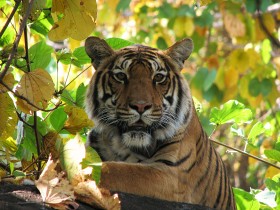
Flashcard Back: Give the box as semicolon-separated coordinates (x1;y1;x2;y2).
121;131;157;158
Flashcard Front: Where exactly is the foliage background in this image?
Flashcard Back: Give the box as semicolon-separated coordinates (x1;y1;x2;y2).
0;0;280;209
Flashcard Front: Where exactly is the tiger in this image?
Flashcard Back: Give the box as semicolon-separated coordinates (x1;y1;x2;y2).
84;36;236;210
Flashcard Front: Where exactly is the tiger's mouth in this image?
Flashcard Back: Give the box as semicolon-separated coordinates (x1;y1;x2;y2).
126;120;147;132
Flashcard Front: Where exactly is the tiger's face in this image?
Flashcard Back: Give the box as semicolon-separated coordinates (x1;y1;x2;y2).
85;37;193;155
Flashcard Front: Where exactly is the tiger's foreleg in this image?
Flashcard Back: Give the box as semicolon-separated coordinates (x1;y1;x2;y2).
99;162;181;201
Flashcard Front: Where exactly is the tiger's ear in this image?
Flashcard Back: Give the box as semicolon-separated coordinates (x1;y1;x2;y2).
165;38;193;69
85;36;114;69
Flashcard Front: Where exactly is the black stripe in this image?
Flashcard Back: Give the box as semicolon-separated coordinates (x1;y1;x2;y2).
214;159;224;208
184;160;196;173
92;71;102;113
156;149;192;167
156;140;180;152
175;74;183;115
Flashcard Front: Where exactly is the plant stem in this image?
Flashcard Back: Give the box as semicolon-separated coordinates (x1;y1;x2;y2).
33;112;41;179
0;0;21;39
210;138;280;170
0;0;35;80
23;25;31;72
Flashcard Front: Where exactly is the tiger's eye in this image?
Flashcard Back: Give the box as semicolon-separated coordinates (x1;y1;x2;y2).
115;72;127;81
154;74;166;83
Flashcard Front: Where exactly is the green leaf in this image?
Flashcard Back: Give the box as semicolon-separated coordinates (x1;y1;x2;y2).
194;10;214;27
76;83;87;108
261;79;272;97
0;27;16;46
203;70;216;91
116;0;131;12
156;37;168;50
49;107;67;132
191;67;208;90
158;2;176;18
249;78;261;97
248;122;265;145
12;170;26;177
0;0;6;7
255;189;277;208
28;41;53;70
233;188;260;210
105;38;134;50
261;39;272;64
264;149;280;162
72;47;91;67
27;116;48;136
210;100;253;125
56;49;72;65
81;146;102;184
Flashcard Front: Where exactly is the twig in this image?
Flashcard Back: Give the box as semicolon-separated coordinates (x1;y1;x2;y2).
33;112;41;179
256;0;280;48
23;25;31;72
0;0;21;39
210;138;280;170
0;0;35;80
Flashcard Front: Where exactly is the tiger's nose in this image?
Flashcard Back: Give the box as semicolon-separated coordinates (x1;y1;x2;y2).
129;102;152;114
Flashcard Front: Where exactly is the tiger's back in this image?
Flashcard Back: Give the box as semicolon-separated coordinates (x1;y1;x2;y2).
85;36;236;209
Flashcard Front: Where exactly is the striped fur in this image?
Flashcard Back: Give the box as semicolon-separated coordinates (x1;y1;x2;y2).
85;37;236;209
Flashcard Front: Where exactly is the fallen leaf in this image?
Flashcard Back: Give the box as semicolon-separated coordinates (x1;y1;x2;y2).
74;180;120;210
35;156;78;209
15;69;55;114
49;0;97;41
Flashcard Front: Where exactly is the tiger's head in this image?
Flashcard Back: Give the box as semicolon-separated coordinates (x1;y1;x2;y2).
85;37;193;155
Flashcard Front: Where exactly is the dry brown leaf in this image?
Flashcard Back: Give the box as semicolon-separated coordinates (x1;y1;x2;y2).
49;0;97;41
15;69;55;114
35;156;78;209
224;12;245;38
0;72;15;93
74;180;120;210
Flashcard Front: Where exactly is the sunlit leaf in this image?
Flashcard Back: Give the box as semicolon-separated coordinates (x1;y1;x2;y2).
49;107;67;132
255;189;277;208
72;47;91;67
0;93;17;140
105;38;134;50
210;100;252;125
81;146;102;184
248;122;265;145
49;0;97;41
261;39;272;64
264;149;280;162
29;41;53;70
60;134;85;182
233;188;260;210
15;69;55;114
76;83;87;108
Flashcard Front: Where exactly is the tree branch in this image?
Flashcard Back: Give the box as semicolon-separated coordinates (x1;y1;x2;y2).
0;0;35;80
0;0;21;39
210;139;280;170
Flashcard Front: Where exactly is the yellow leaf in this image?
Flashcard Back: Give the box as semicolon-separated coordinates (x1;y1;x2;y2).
48;0;97;41
64;105;94;134
15;69;55;114
224;67;239;88
184;17;195;36
0;72;15;93
0;93;17;140
227;49;251;73
224;12;245;38
255;13;275;41
173;17;186;37
265;166;280;179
